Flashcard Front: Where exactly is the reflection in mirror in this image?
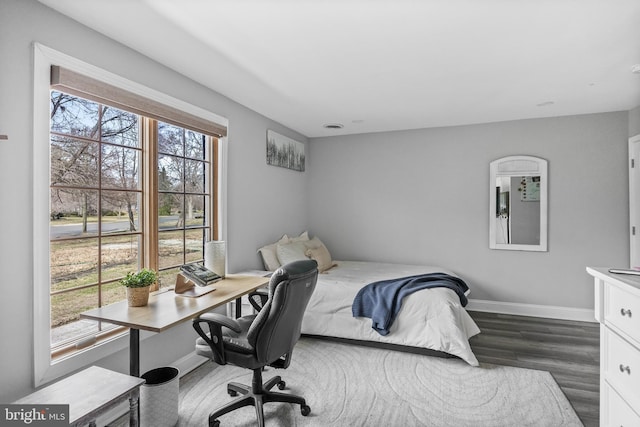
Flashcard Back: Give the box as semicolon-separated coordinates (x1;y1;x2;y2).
495;176;540;245
490;156;547;251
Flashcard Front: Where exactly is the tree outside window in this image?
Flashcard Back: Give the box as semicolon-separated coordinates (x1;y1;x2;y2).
49;91;215;357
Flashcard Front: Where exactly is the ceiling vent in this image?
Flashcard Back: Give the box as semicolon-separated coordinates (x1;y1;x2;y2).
323;123;344;129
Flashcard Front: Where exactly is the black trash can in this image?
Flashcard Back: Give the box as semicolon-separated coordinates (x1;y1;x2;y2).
140;366;179;427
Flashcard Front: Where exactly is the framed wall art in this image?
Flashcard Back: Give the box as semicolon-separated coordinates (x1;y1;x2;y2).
266;130;305;172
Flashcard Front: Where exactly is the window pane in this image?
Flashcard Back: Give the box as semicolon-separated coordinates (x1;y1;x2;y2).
101;145;140;190
51;285;99;330
50;189;99;239
185;159;205;194
50;91;100;139
158;122;184;156
51;286;101;348
158;191;175;218
101;106;139;147
185;195;205;227
50;136;99;187
158;194;184;230
51;318;100;349
50;238;99;293
102;281;128;307
158;154;183;192
158;229;185;269
185;228;205;263
101;235;140;282
101;190;140;233
158;267;180;290
185;130;205;159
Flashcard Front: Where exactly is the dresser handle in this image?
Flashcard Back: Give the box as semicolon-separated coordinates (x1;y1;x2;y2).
619;364;631;374
620;308;632;317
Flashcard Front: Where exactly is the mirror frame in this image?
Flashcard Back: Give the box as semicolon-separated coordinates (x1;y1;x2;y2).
489;155;548;251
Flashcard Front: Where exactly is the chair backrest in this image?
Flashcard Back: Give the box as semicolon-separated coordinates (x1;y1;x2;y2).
247;259;318;365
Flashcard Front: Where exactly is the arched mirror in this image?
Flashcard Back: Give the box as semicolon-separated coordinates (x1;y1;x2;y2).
489;156;548;251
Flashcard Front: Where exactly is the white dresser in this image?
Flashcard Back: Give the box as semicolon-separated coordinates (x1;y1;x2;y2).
587;267;640;427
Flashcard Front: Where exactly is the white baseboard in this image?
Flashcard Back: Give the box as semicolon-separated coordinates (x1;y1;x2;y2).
173;351;210;377
467;298;596;323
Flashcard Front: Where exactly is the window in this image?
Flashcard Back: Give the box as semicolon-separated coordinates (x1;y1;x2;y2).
34;43;228;386
48;92;219;359
156;123;216;283
49;93;142;355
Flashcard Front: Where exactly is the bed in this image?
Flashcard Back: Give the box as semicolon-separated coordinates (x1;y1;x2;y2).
301;261;480;366
257;233;481;366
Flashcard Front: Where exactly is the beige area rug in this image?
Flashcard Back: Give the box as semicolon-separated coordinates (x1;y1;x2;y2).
177;337;582;427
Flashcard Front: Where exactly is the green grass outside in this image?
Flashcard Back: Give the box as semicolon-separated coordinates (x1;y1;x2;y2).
50;224;205;328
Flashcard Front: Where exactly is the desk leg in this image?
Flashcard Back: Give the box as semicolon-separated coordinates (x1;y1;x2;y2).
130;328;140;427
129;388;140;427
235;297;242;318
130;328;140;377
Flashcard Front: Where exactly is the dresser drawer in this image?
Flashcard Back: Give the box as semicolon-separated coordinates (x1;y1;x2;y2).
604;328;640;408
606;284;640;344
605;382;640;427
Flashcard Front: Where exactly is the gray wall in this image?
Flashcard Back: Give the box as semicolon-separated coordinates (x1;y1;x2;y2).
308;112;629;309
0;0;308;402
630;105;640;137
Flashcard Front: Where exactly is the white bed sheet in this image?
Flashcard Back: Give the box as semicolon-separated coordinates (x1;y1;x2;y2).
301;261;480;366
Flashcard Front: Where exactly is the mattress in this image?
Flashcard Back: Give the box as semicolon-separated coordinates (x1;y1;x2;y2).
301;261;480;366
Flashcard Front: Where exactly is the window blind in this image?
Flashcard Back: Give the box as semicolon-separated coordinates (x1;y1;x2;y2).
50;65;227;137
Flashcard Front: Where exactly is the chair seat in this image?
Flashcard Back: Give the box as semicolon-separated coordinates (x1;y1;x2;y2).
196;315;256;356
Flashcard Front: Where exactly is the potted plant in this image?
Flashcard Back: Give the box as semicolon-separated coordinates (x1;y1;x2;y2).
120;268;158;307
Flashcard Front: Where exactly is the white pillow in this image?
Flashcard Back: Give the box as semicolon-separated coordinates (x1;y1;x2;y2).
276;241;309;265
289;230;310;242
305;245;336;273
304;236;324;250
304;237;336;272
257;234;289;271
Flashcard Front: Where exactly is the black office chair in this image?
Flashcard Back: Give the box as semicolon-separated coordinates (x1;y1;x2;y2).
193;259;318;427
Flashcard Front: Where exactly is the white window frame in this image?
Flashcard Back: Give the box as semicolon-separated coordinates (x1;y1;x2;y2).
33;43;228;387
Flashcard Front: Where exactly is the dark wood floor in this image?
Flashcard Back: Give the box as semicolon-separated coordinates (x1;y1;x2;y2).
467;311;600;427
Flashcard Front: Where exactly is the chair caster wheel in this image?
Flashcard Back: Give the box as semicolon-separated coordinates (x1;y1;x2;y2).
277;380;286;390
210;419;220;427
301;404;311;416
228;390;238;397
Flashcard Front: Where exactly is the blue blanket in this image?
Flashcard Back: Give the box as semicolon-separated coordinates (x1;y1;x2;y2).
352;273;469;336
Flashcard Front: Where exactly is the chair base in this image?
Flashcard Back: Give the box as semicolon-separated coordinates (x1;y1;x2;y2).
209;368;310;427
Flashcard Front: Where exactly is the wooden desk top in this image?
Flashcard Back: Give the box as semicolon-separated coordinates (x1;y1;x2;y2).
80;274;269;332
15;366;144;425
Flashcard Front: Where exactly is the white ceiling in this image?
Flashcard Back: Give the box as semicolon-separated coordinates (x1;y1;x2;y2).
38;0;640;138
